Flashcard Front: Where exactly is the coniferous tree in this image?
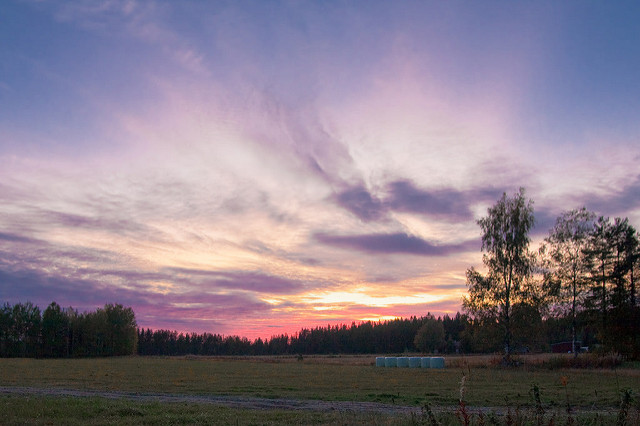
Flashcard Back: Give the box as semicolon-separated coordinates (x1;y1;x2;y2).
541;207;595;355
584;216;614;334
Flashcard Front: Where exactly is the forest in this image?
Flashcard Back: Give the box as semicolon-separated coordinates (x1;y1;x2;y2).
2;191;639;359
0;302;137;358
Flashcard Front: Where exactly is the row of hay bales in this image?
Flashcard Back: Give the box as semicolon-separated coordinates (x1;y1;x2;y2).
375;356;445;368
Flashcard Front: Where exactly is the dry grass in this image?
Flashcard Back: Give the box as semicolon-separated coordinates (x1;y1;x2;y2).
1;355;639;425
0;354;638;409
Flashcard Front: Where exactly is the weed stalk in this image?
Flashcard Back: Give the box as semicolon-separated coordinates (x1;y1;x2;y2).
456;374;471;426
617;388;632;426
531;383;544;426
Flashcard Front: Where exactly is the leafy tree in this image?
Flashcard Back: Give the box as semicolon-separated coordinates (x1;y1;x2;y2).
459;315;502;353
41;302;69;358
0;302;13;357
10;302;41;357
413;316;445;353
104;303;138;356
541;207;595;355
510;302;545;352
463;188;535;359
66;307;81;357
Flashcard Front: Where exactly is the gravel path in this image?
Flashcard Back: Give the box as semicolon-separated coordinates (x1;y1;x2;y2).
0;386;419;416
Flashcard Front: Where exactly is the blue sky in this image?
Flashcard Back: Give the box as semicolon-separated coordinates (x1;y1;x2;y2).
1;1;639;338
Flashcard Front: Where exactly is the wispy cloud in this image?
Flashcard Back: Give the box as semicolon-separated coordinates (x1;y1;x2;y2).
166;268;317;295
586;175;640;218
0;232;40;244
0;263;275;334
314;232;478;256
0;266;146;309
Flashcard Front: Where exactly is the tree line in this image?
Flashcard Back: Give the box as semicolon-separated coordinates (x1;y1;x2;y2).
135;309;632;358
137;314;467;356
464;189;639;360
0;301;137;358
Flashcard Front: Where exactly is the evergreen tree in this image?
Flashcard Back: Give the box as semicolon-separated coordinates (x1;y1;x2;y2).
584;216;614;334
541;207;595;355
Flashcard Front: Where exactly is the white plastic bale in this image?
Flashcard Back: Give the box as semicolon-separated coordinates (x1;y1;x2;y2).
421;357;431;368
430;357;445;369
397;357;409;367
409;357;421;368
385;357;397;367
376;357;385;367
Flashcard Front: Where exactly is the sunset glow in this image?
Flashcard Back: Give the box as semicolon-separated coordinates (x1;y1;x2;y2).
2;1;640;339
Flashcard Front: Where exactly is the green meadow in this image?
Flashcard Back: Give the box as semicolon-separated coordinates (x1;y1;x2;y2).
1;355;639;424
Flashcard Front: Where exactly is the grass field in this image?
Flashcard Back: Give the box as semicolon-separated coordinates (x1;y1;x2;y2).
1;354;639;424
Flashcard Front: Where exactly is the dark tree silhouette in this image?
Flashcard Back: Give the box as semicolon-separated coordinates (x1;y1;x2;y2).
541;207;595;356
464;188;535;359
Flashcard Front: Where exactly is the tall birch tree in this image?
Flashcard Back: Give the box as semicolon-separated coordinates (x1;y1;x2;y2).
463;188;535;359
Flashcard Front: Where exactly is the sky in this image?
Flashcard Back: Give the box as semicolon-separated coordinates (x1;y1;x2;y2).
1;1;640;339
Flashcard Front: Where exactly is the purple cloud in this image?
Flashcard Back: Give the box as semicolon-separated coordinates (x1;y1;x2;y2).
314;232;478;256
0;232;122;270
585;175;640;217
385;180;474;220
0;232;40;244
333;184;386;222
167;268;312;294
533;175;640;238
40;210;157;239
0;264;275;335
531;207;561;237
333;180;505;222
0;266;148;310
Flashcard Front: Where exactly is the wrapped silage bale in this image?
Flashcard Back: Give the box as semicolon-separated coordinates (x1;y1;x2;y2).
430;357;445;369
376;357;385;367
409;357;421;368
397;357;409;367
385;357;397;367
421;357;431;368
